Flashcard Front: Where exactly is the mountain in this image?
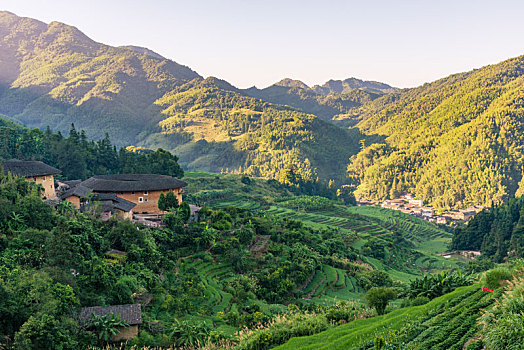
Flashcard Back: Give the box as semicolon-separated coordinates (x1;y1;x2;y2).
0;11;200;144
139;77;365;180
244;77;394;122
348;55;524;209
0;11;364;182
312;77;398;95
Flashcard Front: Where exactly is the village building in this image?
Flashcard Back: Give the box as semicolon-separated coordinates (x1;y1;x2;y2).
79;304;142;341
60;186;136;220
1;159;61;200
409;199;424;207
436;216;449;224
79;174;187;214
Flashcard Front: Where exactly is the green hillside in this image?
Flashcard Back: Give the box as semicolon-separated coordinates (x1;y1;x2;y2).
275;284;495;350
187;172;460;282
244;78;387;121
348;55;524;210
0;11;199;143
139;77;364;181
0;11;365;182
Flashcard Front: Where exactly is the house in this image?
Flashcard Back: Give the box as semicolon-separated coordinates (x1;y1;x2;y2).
436;216;449;224
409;199;424;207
87;193;136;220
79;304;142;341
420;207;434;217
60;184;92;208
1;159;61;200
458;210;476;221
56;179;81;192
80;174;187;214
60;187;136;220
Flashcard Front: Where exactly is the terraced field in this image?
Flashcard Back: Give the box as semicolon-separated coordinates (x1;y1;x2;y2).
276;284;501;350
295;264;362;304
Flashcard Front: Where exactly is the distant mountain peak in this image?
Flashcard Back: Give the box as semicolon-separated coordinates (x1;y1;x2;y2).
202;76;240;92
313;78;398;95
275;78;310;89
120;45;166;60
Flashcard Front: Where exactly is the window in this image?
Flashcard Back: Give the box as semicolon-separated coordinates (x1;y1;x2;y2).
144;191;148;195
43;176;46;181
138;197;143;203
144;198;148;202
131;191;135;194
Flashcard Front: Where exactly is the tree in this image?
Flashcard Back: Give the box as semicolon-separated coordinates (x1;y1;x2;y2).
158;192;167;211
164;191;179;210
337;185;356;205
365;287;397;315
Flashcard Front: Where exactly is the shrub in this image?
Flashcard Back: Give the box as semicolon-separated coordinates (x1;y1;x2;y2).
484;268;513;289
481;277;524;349
365;287;397;315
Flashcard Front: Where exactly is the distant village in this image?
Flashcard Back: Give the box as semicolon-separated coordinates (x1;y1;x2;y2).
357;193;488;225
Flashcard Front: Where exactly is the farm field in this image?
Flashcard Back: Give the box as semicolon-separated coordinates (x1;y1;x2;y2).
185;172;466;307
275;284;500;350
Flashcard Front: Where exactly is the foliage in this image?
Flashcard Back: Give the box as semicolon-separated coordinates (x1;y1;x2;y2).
480;276;524;350
0;123;184;180
158;191;180;212
365;287;397;315
452;196;524;261
484;268;513;289
278;196;334;211
348;55;524;210
169;319;212;348
88;313;129;342
406;271;471;299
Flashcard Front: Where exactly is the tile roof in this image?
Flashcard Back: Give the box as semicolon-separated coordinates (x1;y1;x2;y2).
1;159;61;177
78;304;142;325
80;174;187;192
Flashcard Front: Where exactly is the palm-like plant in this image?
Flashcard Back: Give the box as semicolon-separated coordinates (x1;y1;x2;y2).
89;313;129;342
170;319;212;348
407;271;470;299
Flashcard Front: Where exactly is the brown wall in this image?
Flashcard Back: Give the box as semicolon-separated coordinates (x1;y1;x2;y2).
64;195;81;209
95;188;183;214
27;175;56;200
111;325;138;341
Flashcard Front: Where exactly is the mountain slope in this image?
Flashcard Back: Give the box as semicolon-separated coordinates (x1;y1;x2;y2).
348;55;524;209
0;11;365;181
140;77;364;181
244;78;394;121
0;11;200;143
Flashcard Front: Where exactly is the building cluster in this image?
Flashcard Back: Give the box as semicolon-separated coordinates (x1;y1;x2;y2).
1;159;188;224
357;193;488;224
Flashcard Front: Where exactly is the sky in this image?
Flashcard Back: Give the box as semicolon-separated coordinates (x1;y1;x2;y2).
2;0;524;89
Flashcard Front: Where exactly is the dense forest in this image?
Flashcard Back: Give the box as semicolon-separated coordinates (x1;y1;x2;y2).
347;55;524;210
0;120;184;180
142;77;365;182
452;196;524;262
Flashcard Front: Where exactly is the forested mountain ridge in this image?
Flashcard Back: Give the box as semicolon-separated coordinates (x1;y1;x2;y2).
348;55;524;210
140;77;365;181
0;11;370;182
0;11;201;144
244;77;395;121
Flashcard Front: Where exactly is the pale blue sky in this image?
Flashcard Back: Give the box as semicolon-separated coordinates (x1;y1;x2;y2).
3;0;524;89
